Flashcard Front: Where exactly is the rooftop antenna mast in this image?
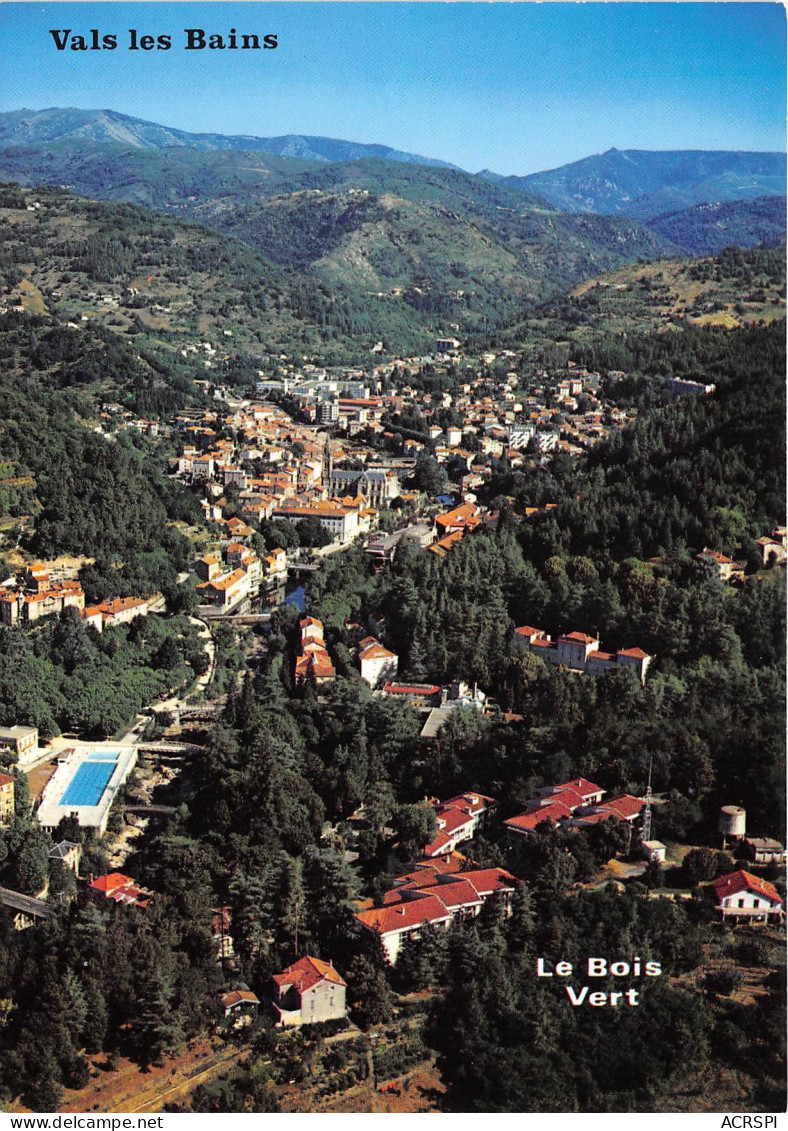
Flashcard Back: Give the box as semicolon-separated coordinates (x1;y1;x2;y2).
641;757;653;843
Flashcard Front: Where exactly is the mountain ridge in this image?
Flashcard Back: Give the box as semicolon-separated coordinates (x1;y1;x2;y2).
0;107;462;169
495;147;787;218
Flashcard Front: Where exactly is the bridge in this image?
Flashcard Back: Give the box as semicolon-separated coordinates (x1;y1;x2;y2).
137;742;204;755
124;804;177;815
0;885;55;925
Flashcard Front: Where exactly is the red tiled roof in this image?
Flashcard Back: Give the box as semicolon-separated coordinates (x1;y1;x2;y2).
434;805;475;835
442;791;495;813
601;794;645;820
505;801;573;832
617;647;650;659
544;787;586;810
553;778;604;798
560;631;598;644
89;872;153;906
409;852;466;876
360;641;397;661
423;829;454;856
357;893;453;935
272;955;346;992
383;683;440;697
424;878;482;910
90;872;134;893
220;989;260;1008
460;867;518;896
712;870;782;906
0;772;14;787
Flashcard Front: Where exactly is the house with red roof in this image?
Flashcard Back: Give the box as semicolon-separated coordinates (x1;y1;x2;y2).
358;636;399;688
504;801;576;838
88;872;154;908
696;548;746;582
357;865;518;963
270;956;347;1027
599;794;646;823
295;617;336;686
422;792;497;858
218;987;260;1023
712;870;784;922
547;778;606;806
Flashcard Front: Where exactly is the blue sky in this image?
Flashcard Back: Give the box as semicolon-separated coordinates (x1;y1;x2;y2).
0;2;784;174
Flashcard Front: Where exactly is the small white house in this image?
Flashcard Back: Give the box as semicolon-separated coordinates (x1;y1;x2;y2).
712;870;784;922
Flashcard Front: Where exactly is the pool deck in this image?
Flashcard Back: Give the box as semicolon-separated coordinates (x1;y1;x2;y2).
36;740;139;836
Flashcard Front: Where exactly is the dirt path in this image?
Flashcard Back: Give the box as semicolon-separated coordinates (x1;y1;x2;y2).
58;1040;245;1114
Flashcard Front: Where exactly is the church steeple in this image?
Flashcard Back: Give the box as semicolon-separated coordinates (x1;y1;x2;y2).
323;432;333;495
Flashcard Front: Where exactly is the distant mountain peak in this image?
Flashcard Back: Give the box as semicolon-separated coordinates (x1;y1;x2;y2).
496;148;787;220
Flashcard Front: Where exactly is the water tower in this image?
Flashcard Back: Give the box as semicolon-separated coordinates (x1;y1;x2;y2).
719;805;746;848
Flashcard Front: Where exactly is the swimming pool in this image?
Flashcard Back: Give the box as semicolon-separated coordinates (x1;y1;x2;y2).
59;760;116;807
85;749;120;763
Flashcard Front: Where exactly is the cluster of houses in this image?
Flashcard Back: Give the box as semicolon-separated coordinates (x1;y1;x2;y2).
158;347;642;581
0;562;157;633
356;857;520;963
513;625;653;684
699;527;788;579
0;563;85;626
294;616;400;689
503;777;646;839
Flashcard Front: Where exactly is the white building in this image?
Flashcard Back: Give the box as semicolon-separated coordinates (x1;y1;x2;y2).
358;636;398;687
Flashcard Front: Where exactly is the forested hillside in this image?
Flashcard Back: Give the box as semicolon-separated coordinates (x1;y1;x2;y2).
0;142;678;352
0;310;200;570
645;196;786;256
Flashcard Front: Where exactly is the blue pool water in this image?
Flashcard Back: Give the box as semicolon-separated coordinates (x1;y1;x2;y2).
60;761;116;807
86;749;120;763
